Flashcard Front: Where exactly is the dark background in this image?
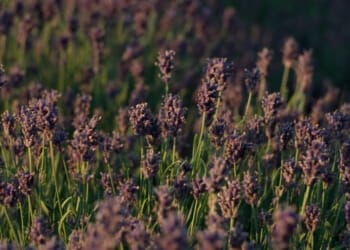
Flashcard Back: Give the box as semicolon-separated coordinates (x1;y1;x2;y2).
228;0;350;89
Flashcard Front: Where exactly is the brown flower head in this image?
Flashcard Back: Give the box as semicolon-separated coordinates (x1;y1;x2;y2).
299;139;330;186
256;47;273;77
128;103;160;143
244;67;260;93
141;146;160;179
155;49;176;84
261;92;284;124
204;57;234;92
192;175;207;200
155;185;174;220
158;93;187;139
230;223;249;250
245;115;266;145
205;156;229;193
156;212;189;250
282;37;299;68
217;180;241;218
295;50;313;94
271;206;299;250
304;204;320;232
282;159;298;186
209;118;226;148
1;111;16;138
242;171;259;206
30;216;52;246
224;133;250;166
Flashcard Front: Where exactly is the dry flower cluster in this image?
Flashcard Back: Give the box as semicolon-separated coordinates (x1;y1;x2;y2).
0;0;349;249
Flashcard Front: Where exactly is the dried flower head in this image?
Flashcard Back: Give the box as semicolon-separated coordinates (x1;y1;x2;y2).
299;139;330;186
282;37;299;68
192;175;207;200
294;117;324;149
244;67;260;93
128;103;160;142
271;206;299;250
125;219;151;250
196;227;226;250
156;211;189;250
141;146;160;179
118;179;139;204
195;79;219;124
277;122;294;150
15;170;34;196
158;93;187;139
155;49;176;84
68;114;102;174
217;180;241;218
295;50;314;94
224;133;249;166
256;48;273;77
172;175;191;200
0;180;19;207
205;156;229;193
84;196;130;249
209;118;226;148
242;171;259;206
155;185;174;219
245;115;266;145
261;92;284;123
340;140;350;175
304;204;321;232
67;230;84;250
282;159;298;186
230;223;249;250
325;110;350;140
73;94;92;129
30;90;60;141
204;58;234;91
30;216;52;246
1;111;16;138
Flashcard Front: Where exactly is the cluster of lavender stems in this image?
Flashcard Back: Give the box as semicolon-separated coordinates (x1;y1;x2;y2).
0;1;349;249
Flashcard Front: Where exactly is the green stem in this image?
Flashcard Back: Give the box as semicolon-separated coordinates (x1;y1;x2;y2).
281;66;290;100
27;147;33;173
301;185;311;215
172;137;176;164
194;113;206;172
3;207;18;242
243;91;253;120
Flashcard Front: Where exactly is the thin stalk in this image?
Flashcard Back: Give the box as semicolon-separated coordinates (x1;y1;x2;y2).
228;215;235;247
243;91;253;120
3;207;18;242
165;82;169;96
172;137;176;164
281;66;290;100
306;232;314;250
301;185;311;214
189;199;199;235
27;147;33;173
194;113;206;172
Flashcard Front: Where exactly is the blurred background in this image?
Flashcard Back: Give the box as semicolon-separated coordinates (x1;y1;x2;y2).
228;0;350;89
0;0;349;120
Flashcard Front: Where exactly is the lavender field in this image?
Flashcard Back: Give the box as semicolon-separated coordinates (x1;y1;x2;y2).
0;1;349;249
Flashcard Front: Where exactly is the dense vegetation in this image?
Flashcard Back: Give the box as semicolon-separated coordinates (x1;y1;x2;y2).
0;0;349;249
